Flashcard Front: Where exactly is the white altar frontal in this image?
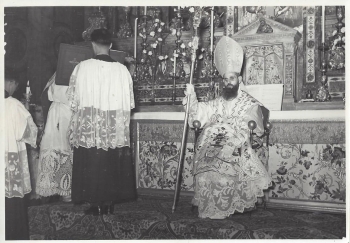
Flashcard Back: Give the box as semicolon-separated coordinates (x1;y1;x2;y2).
130;109;346;214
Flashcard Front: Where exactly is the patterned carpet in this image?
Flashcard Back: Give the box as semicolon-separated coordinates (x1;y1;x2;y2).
28;196;346;240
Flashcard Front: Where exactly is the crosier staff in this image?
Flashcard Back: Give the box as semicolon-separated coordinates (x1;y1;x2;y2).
172;7;201;213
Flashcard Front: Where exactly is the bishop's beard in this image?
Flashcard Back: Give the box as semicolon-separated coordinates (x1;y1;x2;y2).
222;83;239;100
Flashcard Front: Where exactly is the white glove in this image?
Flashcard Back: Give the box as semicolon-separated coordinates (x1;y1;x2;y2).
184;83;195;96
182;84;195;105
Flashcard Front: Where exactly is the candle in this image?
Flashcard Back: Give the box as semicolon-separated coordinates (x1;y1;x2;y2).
134;18;138;59
26;80;31;94
173;50;177;76
322;6;325;43
144;6;147;15
210;7;214;53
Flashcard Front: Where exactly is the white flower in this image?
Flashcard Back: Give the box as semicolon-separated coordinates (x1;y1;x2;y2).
171;29;177;35
182;52;186;56
159;56;164;60
141;58;145;63
332;30;338;36
341;27;345;33
8;164;15;172
164;55;168;59
142;28;146;33
151;43;157;48
180;43;186;49
198;54;203;59
201;48;205;52
158;37;163;42
150;31;155;37
170;57;174;61
158;27;162;32
155;18;160;23
160;22;165;26
154;22;158;27
143;49;147;53
148;51;153;55
174;53;179;57
189;7;194;13
342;37;345;42
188;42;192;47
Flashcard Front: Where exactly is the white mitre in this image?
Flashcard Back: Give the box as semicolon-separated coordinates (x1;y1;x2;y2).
214;36;244;77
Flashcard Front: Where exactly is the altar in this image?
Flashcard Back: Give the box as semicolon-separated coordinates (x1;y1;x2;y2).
130;108;345;213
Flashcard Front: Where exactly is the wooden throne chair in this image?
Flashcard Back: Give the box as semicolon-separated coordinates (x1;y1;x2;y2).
192;105;272;210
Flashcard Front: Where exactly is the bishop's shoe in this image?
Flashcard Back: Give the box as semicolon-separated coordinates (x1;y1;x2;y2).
84;205;107;216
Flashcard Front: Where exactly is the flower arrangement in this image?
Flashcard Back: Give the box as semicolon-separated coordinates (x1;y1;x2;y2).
327;7;345;70
330;27;345;50
328;27;345;70
137;17;168;82
169;40;206;79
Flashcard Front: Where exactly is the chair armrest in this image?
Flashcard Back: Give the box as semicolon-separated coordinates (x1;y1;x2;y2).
193;120;202;142
248;120;257;147
248;120;273;149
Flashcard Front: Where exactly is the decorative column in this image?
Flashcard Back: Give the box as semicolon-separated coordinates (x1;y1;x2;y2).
304;6;316;84
224;6;235;37
284;42;297;98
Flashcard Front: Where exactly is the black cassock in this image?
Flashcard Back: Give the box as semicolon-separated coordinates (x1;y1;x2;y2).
71;54;137;206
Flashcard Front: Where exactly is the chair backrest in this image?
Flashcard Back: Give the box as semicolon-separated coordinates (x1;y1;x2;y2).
260;106;270;131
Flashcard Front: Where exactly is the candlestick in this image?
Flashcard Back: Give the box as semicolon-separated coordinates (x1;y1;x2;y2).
144;6;147;15
134;18;138;59
173;52;177;76
23;93;31;110
210;7;214;53
26;80;31;94
322;6;325;43
316;43;330;102
172;50;177;104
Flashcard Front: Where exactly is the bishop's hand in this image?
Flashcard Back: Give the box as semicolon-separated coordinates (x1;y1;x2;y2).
182;84;195;105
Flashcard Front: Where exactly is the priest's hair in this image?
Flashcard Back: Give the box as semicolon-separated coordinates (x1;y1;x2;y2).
91;28;112;46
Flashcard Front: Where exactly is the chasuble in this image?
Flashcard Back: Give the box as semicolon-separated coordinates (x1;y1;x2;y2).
188;87;272;219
